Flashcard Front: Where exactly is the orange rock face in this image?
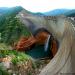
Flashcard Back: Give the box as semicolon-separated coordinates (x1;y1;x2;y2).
35;31;49;45
51;39;58;56
15;36;36;51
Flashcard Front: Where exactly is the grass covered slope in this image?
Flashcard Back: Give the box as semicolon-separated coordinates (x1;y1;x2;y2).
0;50;34;75
0;50;31;64
0;50;50;75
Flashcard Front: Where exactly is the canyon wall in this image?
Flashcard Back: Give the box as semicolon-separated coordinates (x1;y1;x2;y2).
17;11;75;75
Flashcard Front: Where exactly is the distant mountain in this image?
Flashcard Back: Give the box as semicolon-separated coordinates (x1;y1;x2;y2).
0;6;23;16
1;7;75;17
0;6;44;16
42;9;70;16
64;9;75;17
0;7;9;14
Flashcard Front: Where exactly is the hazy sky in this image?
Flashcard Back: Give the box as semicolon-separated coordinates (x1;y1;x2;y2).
0;0;75;12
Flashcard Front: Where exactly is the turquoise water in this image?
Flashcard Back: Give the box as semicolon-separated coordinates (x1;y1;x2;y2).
25;45;53;59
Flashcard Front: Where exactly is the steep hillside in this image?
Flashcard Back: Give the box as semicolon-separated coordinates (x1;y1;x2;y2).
0;6;31;45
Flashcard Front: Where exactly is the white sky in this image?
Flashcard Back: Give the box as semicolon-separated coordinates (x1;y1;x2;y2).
0;0;75;12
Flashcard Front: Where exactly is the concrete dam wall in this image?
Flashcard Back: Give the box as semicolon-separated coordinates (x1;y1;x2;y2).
17;12;75;75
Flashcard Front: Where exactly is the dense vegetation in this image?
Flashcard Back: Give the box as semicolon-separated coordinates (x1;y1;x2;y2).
0;50;33;75
0;16;31;45
0;50;31;64
0;6;31;45
0;7;32;74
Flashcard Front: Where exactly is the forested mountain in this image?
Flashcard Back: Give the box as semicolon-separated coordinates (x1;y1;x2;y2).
0;6;23;15
0;6;31;45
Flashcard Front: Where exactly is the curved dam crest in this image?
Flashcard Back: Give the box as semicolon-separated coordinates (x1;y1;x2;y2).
17;12;75;75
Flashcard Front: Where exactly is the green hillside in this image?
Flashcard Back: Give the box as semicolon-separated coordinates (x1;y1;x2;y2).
0;6;31;45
